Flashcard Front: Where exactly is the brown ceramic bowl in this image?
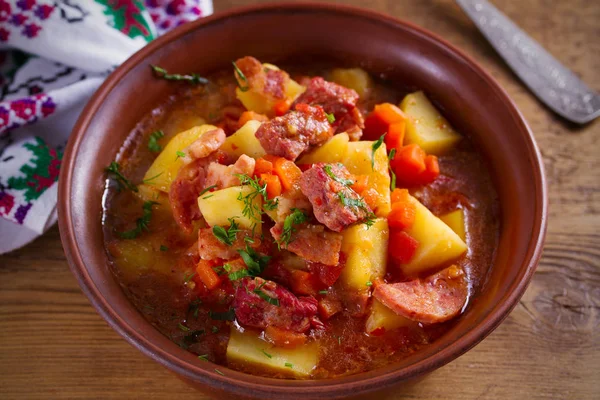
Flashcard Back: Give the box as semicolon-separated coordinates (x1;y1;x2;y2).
58;3;547;399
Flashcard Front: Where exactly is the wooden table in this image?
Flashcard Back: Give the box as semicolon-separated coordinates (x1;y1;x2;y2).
1;0;598;398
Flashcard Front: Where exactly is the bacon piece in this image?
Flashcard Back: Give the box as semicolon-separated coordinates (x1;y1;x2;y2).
374;265;468;324
270;223;342;266
299;163;372;232
205;154;255;190
182;128;225;163
233;56;288;100
233;277;318;333
196;227;260;261
255;104;333;161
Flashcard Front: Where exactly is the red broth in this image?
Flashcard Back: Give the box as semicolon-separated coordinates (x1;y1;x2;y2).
102;60;499;379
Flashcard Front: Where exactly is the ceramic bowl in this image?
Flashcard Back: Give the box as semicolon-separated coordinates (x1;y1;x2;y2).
58;3;547;399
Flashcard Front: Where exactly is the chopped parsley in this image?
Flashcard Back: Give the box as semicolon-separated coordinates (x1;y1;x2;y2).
235;174;278;228
197;354;209;361
188;298;202;319
211;326;219;333
337;192;376;229
261;349;273;359
209;308;236;321
388;148;397;191
212;265;228;276
148;130;164;152
181;329;205;348
254;287;280;306
366;281;373;287
212;218;240;246
175;150;186;160
319;290;328;295
214;368;225;376
105;162;138;192
371;134;386;170
232;61;250;92
285;362;294;368
323;164;353;187
183;272;197;282
325;112;335;123
151;65;208;85
118;201;159;239
276;208;307;249
160;245;169;252
228;269;249;281
142;171;163;184
237;244;271;276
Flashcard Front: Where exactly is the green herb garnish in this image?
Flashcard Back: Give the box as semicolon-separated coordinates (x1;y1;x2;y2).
388;148;397;191
337;192;376;229
188;298;202;319
184;272;197;282
160;245;169;252
209;309;236;321
235;174;278;227
212;218;240;246
118;201;159;239
323;164;354;187
198;185;217;197
366;281;373;287
371;134;386;170
178;322;191;332
254;287;280;306
237;244;271;276
143;171;164;184
148;130;164;153
261;349;273;359
285;362;294;368
198;354;209;361
276;208;307;249
214;369;225;376
232;61;250;92
325;112;335;123
105;161;138;192
151;65;208;85
211;326;219;333
228;269;250;281
175;150;186;160
319;290;328;295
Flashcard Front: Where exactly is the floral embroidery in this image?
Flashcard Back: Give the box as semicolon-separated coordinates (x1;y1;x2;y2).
0;0;11;23
16;0;36;12
0;27;9;42
0;0;55;40
0;191;15;217
0;95;57;134
96;0;154;42
144;0;204;36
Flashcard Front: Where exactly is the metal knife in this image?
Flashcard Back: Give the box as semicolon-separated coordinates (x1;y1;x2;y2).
456;0;600;124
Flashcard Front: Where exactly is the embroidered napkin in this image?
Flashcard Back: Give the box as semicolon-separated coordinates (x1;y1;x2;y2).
0;0;213;254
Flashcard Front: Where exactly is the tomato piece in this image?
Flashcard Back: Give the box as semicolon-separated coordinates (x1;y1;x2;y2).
389;231;419;264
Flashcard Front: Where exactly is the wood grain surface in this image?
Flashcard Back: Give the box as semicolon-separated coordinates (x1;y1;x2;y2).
1;0;599;399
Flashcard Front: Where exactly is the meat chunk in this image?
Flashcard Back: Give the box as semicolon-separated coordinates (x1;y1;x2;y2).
205;154;255;189
299;163;373;232
197;227;260;261
308;252;346;287
255;104;333;161
293;77;359;119
233;277;318;333
374;265;468;324
270;223;342;266
233;56;288;100
182;128;226;163
169;159;209;234
336;107;365;140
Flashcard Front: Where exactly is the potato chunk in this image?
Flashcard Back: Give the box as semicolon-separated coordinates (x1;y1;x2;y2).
143;124;218;192
365;299;417;335
221;120;266;159
439;209;466;241
297;132;349;164
226;328;318;378
329;68;372;97
401;195;467;277
400;91;461;155
340;218;389;290
197;185;262;229
342;141;391;217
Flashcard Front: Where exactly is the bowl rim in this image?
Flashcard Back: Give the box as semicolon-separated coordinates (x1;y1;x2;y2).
58;2;548;397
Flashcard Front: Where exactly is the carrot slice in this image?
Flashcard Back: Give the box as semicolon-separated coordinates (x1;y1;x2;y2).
419;155;440;184
391;144;426;186
273;157;302;191
363;103;406;141
390;188;410;205
388;200;416;230
289;270;320;297
259;173;282;199
196;259;221;290
374;103;406;125
350;174;369;194
389;231;419;264
264;326;306;349
238;111;269;127
385;121;406;150
273;99;292;116
254;158;274;175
